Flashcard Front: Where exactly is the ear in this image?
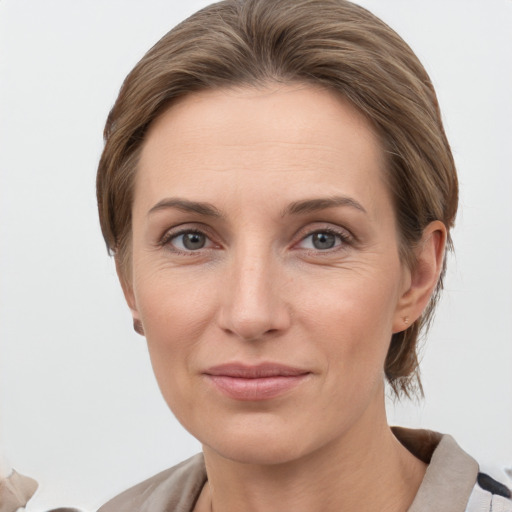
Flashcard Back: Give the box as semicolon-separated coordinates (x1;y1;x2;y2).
115;257;145;336
393;221;447;333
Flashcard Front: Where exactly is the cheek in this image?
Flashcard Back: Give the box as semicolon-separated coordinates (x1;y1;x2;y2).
301;271;400;386
135;263;218;335
301;269;400;343
134;272;218;401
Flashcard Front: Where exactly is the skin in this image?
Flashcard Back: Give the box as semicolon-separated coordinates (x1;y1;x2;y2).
120;84;446;512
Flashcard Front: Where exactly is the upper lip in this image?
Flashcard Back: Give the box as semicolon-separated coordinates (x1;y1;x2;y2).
204;363;310;378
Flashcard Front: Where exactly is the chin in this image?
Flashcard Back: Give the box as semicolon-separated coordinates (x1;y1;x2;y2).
206;435;313;466
194;412;329;466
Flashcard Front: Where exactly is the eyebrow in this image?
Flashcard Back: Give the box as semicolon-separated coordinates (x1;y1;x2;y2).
282;196;367;216
148;198;223;218
148;195;366;218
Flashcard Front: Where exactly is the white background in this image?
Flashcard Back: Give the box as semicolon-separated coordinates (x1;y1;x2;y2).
1;1;511;510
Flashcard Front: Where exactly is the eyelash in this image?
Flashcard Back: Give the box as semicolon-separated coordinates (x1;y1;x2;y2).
295;227;352;253
159;228;216;256
159;226;353;255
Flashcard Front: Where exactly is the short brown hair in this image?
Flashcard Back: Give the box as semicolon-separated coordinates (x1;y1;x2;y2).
97;0;458;397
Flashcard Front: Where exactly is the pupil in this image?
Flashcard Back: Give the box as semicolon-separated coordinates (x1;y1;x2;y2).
183;233;205;250
313;232;335;250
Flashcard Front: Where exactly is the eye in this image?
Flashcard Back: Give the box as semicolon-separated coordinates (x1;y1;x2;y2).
297;229;348;251
164;230;214;252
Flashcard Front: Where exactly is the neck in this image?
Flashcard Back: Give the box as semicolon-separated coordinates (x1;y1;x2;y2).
197;393;426;512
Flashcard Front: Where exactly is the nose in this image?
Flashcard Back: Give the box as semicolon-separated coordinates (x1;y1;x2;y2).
217;245;291;341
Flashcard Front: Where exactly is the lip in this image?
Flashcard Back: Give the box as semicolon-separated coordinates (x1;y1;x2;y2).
203;363;311;401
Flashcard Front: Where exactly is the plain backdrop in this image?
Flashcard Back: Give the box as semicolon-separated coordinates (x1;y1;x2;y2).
1;1;511;510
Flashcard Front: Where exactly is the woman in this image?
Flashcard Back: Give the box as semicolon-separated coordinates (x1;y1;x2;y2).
95;0;511;510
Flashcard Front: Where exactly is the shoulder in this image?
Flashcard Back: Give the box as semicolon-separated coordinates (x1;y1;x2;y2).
97;453;206;512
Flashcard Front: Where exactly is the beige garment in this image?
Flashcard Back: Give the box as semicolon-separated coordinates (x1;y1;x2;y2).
97;428;481;512
0;470;38;512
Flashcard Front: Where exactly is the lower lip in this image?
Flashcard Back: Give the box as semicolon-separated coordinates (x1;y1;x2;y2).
205;374;309;401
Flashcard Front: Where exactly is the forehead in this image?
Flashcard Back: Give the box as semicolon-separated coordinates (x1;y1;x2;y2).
136;84;390;217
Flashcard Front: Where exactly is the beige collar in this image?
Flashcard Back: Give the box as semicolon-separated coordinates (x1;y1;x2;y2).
392;427;479;512
0;469;38;512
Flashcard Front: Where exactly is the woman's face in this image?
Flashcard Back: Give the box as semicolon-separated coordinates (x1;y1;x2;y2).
126;85;413;464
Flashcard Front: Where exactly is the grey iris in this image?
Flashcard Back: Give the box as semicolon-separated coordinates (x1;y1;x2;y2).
312;232;336;250
183;233;206;250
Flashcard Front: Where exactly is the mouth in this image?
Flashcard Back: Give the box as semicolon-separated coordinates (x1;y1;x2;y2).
203;363;311;401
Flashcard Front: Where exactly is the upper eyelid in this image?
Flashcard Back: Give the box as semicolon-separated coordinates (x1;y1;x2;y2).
159;223;216;244
294;224;353;242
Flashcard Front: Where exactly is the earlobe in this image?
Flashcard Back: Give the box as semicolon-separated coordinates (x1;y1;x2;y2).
393;221;447;333
115;257;145;336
